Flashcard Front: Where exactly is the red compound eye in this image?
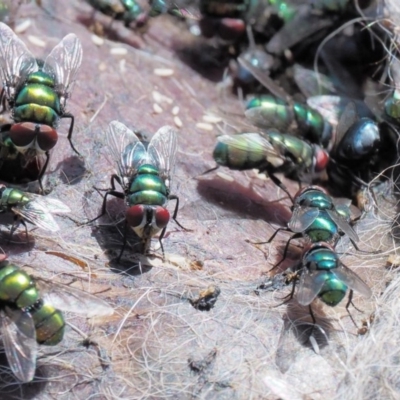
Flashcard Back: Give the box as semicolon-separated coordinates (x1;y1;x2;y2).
9;122;37;147
314;148;329;173
219;18;246;40
37;125;58;151
126;205;145;228
155;207;170;229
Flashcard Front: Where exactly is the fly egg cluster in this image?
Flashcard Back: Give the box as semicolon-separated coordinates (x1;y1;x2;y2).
0;0;398;398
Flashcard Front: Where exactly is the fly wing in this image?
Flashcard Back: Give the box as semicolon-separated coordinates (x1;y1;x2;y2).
334;101;358;152
245;106;292;132
0;22;38;95
297;269;326;306
24;193;71;214
307;95;343;128
238;56;289;100
217;133;283;163
106;120;147;181
146;125;177;186
11;201;60;232
293;64;337;98
2;308;38;383
288;206;319;232
42;33;83;108
326;209;359;243
332;264;372;298
36;279;114;318
266;7;333;55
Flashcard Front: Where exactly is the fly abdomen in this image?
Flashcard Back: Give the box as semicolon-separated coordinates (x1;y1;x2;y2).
318;275;348;307
31;300;65;345
14;71;61;126
128;164;168;206
304;211;339;243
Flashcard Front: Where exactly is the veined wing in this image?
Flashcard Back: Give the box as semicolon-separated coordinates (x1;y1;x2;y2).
2;308;37;383
266;6;333;55
107;120;147;181
288;206;319;233
334;101;358;152
326;209;359;243
293;64;337;98
24;193;71;214
36;279;114;318
147;125;177;185
297;269;326;306
11;200;60;232
42;33;83;108
238;56;289;100
0;22;38;95
217;132;283;162
332;264;372;298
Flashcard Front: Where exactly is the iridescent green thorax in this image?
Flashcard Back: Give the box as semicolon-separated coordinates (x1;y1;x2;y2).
305;246;339;271
385;91;400;120
128;164;168;206
0;263;39;309
0;187;30;209
297;189;332;210
14;71;60;126
304;211;338;242
213;135;267;170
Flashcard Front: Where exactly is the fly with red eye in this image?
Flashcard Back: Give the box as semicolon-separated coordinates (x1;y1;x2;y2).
85;121;186;260
0;22;82;190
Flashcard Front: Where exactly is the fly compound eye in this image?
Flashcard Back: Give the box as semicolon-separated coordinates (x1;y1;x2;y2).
314;148;329;173
37;126;58;151
126;205;146;228
9;122;37;148
154;207;170;229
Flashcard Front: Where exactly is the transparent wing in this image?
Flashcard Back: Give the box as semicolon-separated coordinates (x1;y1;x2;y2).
42;33;82;107
24;193;71;213
266;7;333;55
11;201;61;232
297;269;326;306
307;95;343;128
217;133;282;161
288;206;319;232
326;209;359;243
0;22;38;94
106;120;147;181
332;264;372;298
245;106;292;132
293;64;337;98
335;101;358;151
2;308;37;382
238;56;289;100
36;279;114;318
147;125;177;185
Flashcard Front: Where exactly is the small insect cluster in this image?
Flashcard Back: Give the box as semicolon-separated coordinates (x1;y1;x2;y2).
0;0;398;388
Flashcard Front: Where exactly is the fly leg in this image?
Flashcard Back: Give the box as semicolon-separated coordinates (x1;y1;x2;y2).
158;226;166;258
345;289;363;328
117;220;129;263
9;216;28;243
84;175;125;225
168;194;191;230
37;151;50;194
263;168;294;203
62;113;80;156
269;233;302;272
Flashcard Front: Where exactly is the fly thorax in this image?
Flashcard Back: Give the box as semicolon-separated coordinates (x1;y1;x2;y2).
297;189;332;210
2;187;28;207
126;205;170;238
